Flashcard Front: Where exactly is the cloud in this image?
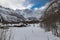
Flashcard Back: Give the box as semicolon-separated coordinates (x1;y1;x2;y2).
34;2;49;11
34;2;50;18
25;0;41;4
0;0;33;9
0;0;49;10
26;4;34;9
26;0;49;9
40;2;49;9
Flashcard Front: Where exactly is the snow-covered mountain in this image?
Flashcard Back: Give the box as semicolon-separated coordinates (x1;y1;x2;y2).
0;5;45;23
33;9;44;18
15;9;33;18
15;9;44;19
0;6;25;23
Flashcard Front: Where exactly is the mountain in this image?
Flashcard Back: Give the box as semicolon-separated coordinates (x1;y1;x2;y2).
33;9;44;18
0;5;45;24
0;6;26;24
15;9;44;19
40;0;60;37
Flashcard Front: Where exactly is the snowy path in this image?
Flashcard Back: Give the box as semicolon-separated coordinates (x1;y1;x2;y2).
6;24;60;40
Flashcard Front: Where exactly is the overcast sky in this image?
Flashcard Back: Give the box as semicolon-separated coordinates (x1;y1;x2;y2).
0;0;49;10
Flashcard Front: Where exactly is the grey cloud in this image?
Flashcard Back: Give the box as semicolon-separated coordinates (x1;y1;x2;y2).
0;0;27;9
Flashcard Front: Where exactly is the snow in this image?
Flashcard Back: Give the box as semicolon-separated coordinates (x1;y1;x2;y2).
5;24;60;40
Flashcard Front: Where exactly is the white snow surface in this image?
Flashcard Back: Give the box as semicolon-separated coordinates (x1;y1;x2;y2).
6;24;60;40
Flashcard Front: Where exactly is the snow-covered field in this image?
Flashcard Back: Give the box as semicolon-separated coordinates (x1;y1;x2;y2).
5;24;60;40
